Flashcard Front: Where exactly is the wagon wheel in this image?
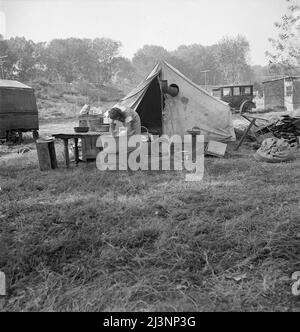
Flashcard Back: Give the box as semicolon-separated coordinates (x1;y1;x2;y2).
32;130;39;140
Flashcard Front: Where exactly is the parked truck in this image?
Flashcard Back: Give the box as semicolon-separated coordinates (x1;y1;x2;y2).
0;80;39;142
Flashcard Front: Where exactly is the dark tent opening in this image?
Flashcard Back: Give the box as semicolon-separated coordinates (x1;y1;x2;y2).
136;77;163;135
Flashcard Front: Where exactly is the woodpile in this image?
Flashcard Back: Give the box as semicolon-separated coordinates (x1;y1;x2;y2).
257;115;300;144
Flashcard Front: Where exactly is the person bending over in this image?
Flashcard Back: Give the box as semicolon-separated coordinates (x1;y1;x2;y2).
108;107;141;137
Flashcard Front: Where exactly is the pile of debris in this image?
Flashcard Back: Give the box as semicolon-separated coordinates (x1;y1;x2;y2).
257;115;300;144
255;137;298;163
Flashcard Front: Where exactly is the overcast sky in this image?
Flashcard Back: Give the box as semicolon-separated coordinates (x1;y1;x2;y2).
0;0;289;65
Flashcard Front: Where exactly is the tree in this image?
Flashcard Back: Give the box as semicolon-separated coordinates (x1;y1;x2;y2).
267;0;300;73
132;45;170;77
0;35;16;79
110;56;138;83
132;39;254;86
44;38;97;82
0;34;256;88
171;44;218;84
6;37;36;80
214;35;253;84
89;38;122;84
41;37;122;84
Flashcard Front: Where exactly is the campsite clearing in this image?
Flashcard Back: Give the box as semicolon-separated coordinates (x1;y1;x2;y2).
0;138;299;312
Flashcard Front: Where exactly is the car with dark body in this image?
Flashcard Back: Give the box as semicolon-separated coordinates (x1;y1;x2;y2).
212;84;256;113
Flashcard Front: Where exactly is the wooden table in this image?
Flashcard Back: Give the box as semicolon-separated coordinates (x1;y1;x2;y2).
52;132;107;167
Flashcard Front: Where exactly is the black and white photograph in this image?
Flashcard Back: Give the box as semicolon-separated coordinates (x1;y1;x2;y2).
0;0;299;315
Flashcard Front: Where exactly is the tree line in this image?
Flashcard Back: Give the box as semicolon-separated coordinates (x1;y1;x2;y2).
0;0;298;90
0;35;258;87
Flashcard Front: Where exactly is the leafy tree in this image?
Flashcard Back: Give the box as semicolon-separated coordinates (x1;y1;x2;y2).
172;44;219;85
267;0;300;73
5;37;36;80
0;35;16;79
89;38;122;84
0;33;255;89
132;45;170;77
44;38;96;82
214;35;253;84
111;56;138;82
133;38;254;87
162;53;192;81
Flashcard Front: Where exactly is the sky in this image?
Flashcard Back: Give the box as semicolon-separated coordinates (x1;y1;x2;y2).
0;0;291;65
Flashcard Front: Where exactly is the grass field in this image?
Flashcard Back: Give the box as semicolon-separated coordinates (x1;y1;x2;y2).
0;142;299;312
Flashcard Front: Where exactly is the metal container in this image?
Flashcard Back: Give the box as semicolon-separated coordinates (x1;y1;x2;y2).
0;80;39;139
74;127;89;133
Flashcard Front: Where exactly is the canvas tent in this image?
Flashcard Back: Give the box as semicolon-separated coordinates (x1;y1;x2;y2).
115;61;236;142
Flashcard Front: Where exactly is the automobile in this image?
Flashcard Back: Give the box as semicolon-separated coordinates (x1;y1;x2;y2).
212;84;256;113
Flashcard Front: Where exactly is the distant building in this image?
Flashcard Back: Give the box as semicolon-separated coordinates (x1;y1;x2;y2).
262;76;300;112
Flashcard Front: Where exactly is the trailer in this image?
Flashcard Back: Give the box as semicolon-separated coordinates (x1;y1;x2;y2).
0;80;39;142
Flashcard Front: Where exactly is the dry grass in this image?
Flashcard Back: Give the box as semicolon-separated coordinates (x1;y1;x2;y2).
0;143;299;312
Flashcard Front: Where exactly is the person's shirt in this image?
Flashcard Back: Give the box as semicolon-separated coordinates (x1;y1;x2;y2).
110;107;141;136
